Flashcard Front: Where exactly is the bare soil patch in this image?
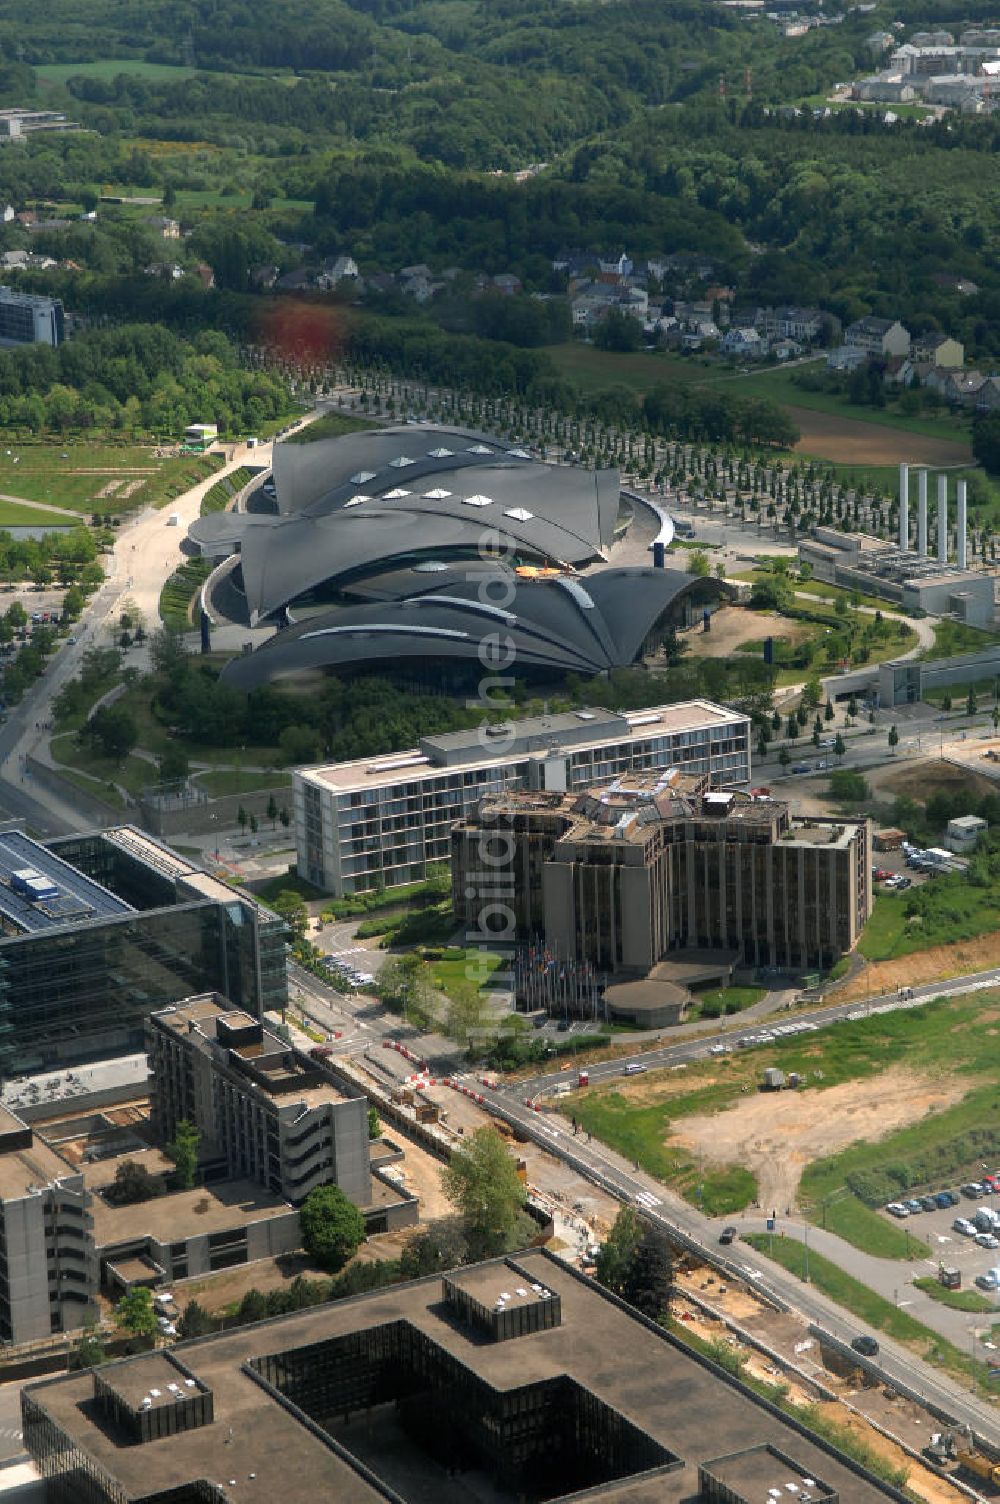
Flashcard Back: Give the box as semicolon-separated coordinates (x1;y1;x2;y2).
683;606;812;659
837;935;1000;1001
788;406;972;467
872;756;998;802
813;1402;967;1504
669;1067;964;1212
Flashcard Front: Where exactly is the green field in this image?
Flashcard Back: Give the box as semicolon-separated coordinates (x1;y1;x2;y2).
0;445;223;515
858;872;1000;961
565;992;1000;1251
283;412;372;446
913;1276;995;1313
36;60;200;85
0;500;79;528
541;343;970;445
194;769;292;797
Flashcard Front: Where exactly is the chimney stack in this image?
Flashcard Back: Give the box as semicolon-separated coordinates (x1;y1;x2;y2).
917;469;928;556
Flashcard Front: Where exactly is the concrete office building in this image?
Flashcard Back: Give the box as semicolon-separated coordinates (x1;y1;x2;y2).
0;826;287;1079
453;773;872;977
0;1104;96;1344
0;285;63;345
146;994;373;1209
296;700;751;894
22;1249;906;1504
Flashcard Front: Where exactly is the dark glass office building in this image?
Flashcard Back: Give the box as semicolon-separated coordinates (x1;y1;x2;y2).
0;826;286;1077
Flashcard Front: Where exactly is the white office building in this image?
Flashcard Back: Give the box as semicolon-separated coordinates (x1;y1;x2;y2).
295;700;751;894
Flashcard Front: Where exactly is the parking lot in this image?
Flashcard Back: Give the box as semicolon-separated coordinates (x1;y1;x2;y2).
880;1183;1000;1296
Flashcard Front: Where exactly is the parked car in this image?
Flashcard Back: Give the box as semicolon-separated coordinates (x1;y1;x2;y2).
886;1202;909;1218
851;1335;879;1357
791;763;811;775
962;1182;985;1198
920;1195;938;1212
905;1198;924;1213
935;1190;958;1208
622;1062;647;1075
977;1233;999;1249
719;1226;738;1246
953;1217;977;1236
896;877;912;890
977;1271;1000;1290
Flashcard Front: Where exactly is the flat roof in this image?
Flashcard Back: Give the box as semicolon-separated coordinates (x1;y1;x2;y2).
300;700;748;796
704;1442;836;1498
92;1178;293;1247
101;1352;206;1416
102;826;279;924
0;1128;76;1201
0;829;132;934
26;1251;899;1504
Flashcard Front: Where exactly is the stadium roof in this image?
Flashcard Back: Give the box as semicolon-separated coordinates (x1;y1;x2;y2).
188;425;621;625
220;566;732;690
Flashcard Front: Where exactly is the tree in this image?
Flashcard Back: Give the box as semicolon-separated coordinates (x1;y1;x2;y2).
237;804;248;834
300;1183;366;1272
273;889;308;940
888;724;899;756
378;952;436;1031
114;1287;157;1345
249;813;259;836
177;1300;216;1339
686;548;710;578
399;1216;468;1278
267;793;278;829
441;1126;529;1260
595;1206;642;1296
834;733;846;762
86;703;138;762
621;1223;673;1322
279;807;291;830
157;744;190;784
368;1106;382;1139
168;1119;200;1190
778;747;791;769
829;769;868;803
111;1159;163;1205
69;1321;107;1371
967;688;978;718
786;714;798;740
824;699;834;722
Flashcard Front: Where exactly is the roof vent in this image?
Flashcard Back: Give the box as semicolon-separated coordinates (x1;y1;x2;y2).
504;507;533;522
388;455;415;468
427;447;454;458
466;444;493;454
463;494;493;507
349;471;376;484
382;488;411;500
423;488;452;500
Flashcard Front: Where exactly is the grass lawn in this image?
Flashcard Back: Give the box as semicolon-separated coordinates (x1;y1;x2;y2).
693;984;765;1019
426;947;503;1000
858;873;1000;960
0;499;80;528
159;556;213;628
194;769;291;797
913;1276;995;1312
0;445;224;515
922;618;1000;659
36;60;201;84
742;1233;994;1391
542;343;969;443
50;731;153;798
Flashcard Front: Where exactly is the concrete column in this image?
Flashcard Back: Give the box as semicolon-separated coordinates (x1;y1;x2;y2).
957;479;968;570
898;462;909;551
917;468;928;556
938;473;948;564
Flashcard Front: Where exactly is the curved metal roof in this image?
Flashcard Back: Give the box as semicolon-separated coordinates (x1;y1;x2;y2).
189;425;621;625
220;567;732;690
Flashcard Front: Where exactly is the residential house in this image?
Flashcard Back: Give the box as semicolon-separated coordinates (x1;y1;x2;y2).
854;75;917;103
771;337;803;361
911;331;964;367
193;261;215;290
756;305;826;342
927;369;987;405
827;345;869;372
0;204;13;223
844;316;911;357
276;268;314;292
976;377;1000;412
492;272;522;296
147;215;181;240
720;327;764;358
598;251;632;279
317;254;359;289
933;273;980;296
366;272;397;295
866;29;895;51
705;284;735;305
144;262;185;281
0;250;27;270
250;263;280;290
